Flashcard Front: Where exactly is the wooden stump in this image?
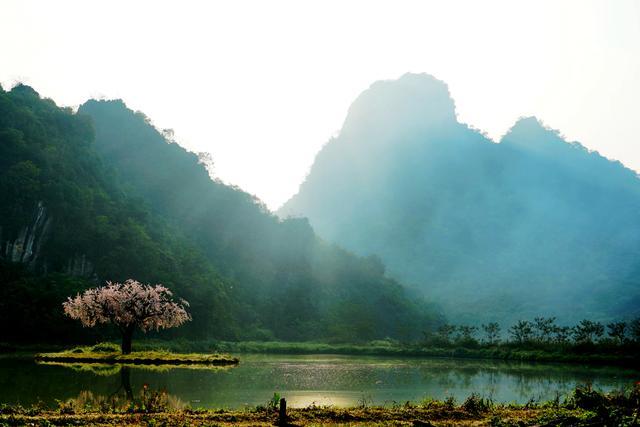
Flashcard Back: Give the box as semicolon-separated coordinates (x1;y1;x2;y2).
278;397;287;426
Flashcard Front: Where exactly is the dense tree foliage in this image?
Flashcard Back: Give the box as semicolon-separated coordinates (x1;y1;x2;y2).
424;316;640;347
0;84;440;344
0;259;96;343
280;73;640;324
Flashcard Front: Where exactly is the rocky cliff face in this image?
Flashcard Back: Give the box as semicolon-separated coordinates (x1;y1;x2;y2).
2;201;51;268
0;201;93;278
64;253;94;278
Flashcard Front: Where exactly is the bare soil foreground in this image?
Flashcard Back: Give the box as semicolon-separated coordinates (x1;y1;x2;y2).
1;386;638;426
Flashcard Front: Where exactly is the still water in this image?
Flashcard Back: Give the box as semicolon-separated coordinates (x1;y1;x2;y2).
0;354;636;409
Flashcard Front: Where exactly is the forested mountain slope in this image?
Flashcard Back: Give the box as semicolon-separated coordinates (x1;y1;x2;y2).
0;84;440;343
280;73;640;324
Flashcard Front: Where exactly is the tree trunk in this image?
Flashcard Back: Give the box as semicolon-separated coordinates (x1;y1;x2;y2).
121;326;134;354
120;366;133;400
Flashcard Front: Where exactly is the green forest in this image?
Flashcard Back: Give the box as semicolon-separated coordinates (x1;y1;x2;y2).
0;84;440;345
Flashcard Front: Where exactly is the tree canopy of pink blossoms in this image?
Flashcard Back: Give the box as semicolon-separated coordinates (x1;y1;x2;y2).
63;279;191;337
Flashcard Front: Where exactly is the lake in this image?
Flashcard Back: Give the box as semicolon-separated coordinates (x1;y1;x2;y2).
0;354;636;409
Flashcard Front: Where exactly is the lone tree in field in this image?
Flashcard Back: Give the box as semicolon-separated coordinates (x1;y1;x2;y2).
63;279;191;354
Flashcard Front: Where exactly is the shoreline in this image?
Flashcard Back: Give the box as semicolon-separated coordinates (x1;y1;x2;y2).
2;340;638;369
1;386;637;426
216;343;640;368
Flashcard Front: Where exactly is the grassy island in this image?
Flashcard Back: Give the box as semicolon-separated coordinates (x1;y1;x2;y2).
0;386;638;426
34;343;238;366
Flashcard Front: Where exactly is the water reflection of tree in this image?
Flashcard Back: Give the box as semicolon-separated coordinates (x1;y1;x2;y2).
36;361;122;376
59;366;187;412
118;366;134;400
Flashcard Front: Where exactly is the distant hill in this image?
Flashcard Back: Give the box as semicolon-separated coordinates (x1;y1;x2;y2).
279;73;640;324
0;84;440;343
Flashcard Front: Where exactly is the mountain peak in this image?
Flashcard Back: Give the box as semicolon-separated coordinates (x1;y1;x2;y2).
340;73;457;139
508;116;553;135
500;116;567;152
9;83;40;99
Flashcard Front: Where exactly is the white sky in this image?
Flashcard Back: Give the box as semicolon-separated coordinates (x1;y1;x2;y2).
1;0;639;209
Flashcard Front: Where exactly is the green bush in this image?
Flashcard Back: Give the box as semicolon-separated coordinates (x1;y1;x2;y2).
462;393;493;414
90;342;120;353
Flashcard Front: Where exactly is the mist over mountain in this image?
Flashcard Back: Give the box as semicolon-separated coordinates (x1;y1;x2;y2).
0;84;440;343
279;73;640;324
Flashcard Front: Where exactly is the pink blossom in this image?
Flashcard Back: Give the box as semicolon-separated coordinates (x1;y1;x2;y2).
63;279;191;333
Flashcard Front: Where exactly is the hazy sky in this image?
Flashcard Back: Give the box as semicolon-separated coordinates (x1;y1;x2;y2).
2;1;639;209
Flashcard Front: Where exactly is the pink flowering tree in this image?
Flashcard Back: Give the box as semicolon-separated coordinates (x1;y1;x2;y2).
63;279;191;354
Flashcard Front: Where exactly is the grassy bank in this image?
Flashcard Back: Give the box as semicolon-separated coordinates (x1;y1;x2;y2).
1;386;638;426
35;343;238;366
133;339;639;368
